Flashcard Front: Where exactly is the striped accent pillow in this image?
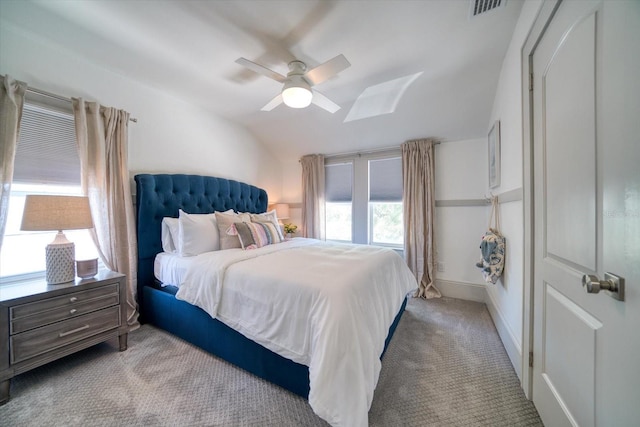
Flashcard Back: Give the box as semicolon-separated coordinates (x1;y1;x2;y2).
228;222;282;250
255;221;284;244
250;211;285;241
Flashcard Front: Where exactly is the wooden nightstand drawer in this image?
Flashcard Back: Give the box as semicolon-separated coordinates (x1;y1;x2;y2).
10;284;119;334
10;306;121;364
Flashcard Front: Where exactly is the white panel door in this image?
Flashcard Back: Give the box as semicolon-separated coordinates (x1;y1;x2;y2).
531;1;640;426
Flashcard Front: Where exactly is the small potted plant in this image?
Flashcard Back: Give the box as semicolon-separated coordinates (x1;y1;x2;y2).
283;223;297;239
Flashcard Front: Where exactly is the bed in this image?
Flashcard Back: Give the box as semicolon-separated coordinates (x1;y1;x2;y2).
134;174;415;427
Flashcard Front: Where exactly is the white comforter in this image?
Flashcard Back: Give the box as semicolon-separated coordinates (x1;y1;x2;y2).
175;238;417;427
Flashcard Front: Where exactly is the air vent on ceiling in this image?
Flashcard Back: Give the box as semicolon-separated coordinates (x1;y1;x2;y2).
470;0;506;17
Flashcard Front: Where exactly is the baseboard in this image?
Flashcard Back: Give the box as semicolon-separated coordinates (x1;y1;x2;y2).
435;279;486;302
436;279;523;381
485;290;523;381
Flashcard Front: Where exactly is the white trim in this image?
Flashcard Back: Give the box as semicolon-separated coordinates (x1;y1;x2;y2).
435;187;523;207
521;0;562;400
0;270;46;285
485;288;523;382
436;279;487;302
436;198;489;207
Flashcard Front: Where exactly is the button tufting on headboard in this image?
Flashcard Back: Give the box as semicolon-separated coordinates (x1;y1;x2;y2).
134;174;269;311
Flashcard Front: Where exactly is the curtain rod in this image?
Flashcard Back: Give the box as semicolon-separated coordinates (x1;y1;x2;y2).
299;140;442;162
26;86;138;123
327;146;400;159
324;140;441;159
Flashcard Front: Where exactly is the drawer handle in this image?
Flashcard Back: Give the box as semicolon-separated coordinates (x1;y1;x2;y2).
69;309;78;315
59;324;90;338
69;297;78;303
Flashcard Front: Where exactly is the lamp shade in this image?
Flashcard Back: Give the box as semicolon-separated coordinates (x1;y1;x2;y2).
21;195;94;284
21;195;93;231
274;203;290;220
282;76;312;108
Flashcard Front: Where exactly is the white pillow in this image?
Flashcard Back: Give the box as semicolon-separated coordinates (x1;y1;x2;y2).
161;217;179;253
177;210;224;256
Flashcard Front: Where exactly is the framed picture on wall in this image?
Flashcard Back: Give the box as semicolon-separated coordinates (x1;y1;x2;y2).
488;120;501;188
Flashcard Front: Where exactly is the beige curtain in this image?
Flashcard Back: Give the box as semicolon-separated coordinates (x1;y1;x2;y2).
300;154;325;240
0;75;27;251
402;139;441;299
72;98;139;328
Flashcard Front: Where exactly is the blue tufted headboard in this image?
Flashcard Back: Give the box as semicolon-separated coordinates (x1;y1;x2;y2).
134;174;269;308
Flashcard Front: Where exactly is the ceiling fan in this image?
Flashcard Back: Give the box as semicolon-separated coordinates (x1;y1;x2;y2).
235;54;351;113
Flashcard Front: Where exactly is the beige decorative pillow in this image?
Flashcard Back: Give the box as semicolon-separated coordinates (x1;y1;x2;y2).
215;211;250;250
249;209;277;224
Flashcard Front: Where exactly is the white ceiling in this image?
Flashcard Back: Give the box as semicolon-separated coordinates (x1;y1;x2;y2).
3;0;523;161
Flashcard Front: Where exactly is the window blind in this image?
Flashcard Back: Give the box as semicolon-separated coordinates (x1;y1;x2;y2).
369;157;402;202
325;162;353;202
13;99;81;186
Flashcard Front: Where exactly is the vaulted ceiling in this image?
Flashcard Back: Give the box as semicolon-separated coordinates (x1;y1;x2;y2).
1;0;523;161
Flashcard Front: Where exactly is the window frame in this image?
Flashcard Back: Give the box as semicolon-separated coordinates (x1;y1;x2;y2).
0;94;100;284
324;150;403;250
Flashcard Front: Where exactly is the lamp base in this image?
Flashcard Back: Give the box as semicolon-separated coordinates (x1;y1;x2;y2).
46;241;75;284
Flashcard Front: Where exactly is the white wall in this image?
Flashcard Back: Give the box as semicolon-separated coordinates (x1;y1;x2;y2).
485;0;544;380
278;162;304;233
0;20;282;200
434;139;490;301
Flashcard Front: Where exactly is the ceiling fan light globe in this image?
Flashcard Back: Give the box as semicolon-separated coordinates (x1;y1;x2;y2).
282;86;312;108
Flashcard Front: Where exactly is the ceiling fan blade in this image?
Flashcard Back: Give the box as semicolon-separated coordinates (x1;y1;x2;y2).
311;90;341;113
236;58;287;83
261;94;283;111
304;54;351;86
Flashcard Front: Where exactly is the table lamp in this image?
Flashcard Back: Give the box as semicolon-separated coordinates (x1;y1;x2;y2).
21;195;94;284
274;203;290;223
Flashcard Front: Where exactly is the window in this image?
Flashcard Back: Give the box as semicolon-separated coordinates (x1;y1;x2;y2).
369;157;403;246
325;162;353;242
324;152;403;249
370;202;403;245
0;93;98;281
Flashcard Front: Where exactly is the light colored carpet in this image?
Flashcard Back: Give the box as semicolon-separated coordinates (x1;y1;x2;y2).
1;297;542;426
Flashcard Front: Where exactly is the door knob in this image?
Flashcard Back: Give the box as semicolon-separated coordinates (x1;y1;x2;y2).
582;272;625;301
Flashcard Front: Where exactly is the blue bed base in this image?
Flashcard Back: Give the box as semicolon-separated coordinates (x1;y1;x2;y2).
134;174;406;398
143;285;407;398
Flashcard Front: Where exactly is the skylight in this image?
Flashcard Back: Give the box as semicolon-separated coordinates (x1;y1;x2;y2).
344;72;423;123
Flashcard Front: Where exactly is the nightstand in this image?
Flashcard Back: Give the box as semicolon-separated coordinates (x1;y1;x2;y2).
0;270;128;405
